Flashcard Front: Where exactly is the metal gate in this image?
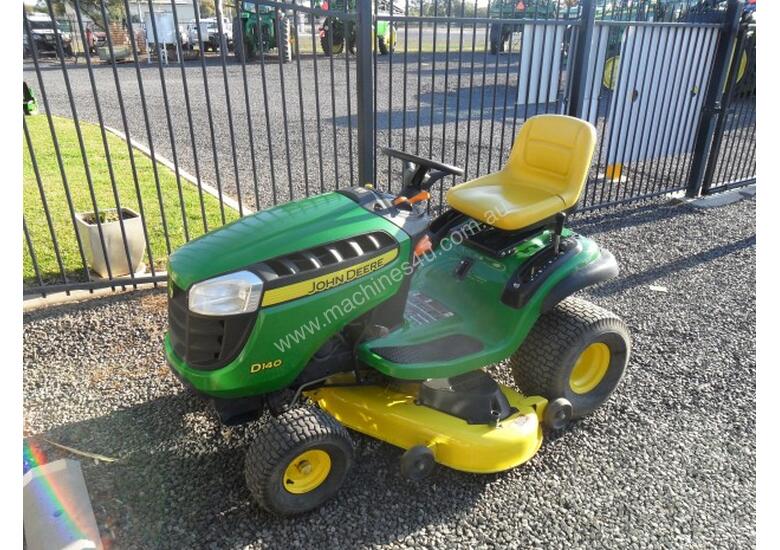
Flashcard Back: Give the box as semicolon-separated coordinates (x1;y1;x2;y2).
22;0;756;297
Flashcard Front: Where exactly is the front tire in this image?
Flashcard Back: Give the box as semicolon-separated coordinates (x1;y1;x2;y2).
378;35;389;55
244;406;354;515
509;297;630;419
279;16;294;63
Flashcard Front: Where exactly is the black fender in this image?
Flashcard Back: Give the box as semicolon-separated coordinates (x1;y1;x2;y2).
540;249;619;313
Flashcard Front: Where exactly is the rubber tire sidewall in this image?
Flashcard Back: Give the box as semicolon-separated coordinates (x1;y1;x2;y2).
549;328;628;418
259;439;352;515
510;298;630;419
244;407;354;516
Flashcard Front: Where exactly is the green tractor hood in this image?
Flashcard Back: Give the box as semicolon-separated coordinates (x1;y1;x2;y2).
168;192;406;290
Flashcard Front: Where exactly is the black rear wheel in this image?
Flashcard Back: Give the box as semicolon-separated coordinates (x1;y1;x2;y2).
509;297;631;419
489;23;505;55
279;16;294;63
244;406;354;515
378;35;389;55
233;17;247;62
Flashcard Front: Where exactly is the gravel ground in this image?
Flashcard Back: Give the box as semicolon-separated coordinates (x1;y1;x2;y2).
23;28;756;215
23;193;755;549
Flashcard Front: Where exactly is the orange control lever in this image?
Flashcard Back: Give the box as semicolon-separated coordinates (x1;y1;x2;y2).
393;191;431;206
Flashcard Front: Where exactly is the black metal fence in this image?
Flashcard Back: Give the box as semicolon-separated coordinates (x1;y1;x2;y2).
22;0;756;297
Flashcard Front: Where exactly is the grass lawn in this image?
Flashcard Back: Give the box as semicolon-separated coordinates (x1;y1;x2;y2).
23;114;239;285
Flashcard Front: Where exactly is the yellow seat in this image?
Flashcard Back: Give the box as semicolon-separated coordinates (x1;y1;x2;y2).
446;115;597;231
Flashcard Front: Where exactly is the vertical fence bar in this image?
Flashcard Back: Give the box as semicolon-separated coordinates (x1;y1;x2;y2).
462;0;480;180
273;12;295;200
23;219;45;292
450;0;467;182
357;0;375;186
685;0;743;198
567;0;595;118
439;0;454;206
344;19;356;186
702;21;747;193
255;3;280;205
291;5;311;197
326;11;340;189
309;0;327;193
233;1;263;210
191;0;227;224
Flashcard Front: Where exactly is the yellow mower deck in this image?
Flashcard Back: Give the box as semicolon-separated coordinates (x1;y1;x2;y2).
305;383;548;474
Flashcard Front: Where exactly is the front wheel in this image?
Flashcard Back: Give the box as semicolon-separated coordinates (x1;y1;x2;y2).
509;297;630;419
244;406;354;515
377;34;389;55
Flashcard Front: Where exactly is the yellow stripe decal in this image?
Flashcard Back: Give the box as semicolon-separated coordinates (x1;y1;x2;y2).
262;248;399;307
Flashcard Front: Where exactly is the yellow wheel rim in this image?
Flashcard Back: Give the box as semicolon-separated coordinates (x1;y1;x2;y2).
283;449;331;494
569;343;611;395
603;55;620;90
736;49;747;84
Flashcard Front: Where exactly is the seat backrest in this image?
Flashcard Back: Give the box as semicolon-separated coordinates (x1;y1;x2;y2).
503;115;597;206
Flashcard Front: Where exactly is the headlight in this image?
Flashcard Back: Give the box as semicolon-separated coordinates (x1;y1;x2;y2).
188;271;263;316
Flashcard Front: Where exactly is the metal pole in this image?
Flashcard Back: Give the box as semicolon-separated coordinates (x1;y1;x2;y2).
566;0;595;118
700;18;747;195
685;0;744;198
356;0;375;187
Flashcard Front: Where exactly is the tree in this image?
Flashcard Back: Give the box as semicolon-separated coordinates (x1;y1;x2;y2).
200;0;216;17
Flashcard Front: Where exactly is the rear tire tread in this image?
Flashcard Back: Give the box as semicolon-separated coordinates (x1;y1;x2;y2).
509;297;630;419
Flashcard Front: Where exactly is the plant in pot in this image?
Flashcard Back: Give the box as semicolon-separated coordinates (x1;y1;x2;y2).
75;208;146;279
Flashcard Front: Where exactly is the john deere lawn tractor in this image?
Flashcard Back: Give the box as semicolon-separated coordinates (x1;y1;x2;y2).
165;114;631;515
317;0;397;55
233;1;297;63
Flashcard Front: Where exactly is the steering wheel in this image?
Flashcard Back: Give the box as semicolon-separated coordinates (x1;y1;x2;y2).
381;147;464;204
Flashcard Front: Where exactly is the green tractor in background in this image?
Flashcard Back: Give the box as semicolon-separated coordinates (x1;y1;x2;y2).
488;0;560;55
317;0;397;55
233;0;297;63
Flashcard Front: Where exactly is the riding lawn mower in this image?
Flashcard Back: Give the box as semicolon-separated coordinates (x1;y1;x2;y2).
165;114;631;515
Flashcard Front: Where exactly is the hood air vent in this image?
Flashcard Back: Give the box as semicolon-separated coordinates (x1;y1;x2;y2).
253;231;397;283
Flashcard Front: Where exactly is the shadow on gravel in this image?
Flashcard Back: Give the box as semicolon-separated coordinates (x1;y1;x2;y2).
572;201;699;235
592;234;756;297
30;386;486;547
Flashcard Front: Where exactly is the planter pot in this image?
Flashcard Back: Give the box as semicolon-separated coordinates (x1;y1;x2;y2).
75;208;146;279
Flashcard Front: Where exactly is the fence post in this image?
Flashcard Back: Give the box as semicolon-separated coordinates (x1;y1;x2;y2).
566;0;596;118
685;0;744;198
356;0;375;187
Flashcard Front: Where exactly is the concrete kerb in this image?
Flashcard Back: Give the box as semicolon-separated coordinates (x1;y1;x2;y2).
102;125;250;215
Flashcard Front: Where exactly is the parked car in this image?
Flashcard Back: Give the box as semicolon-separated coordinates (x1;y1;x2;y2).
23;12;74;58
188;16;233;51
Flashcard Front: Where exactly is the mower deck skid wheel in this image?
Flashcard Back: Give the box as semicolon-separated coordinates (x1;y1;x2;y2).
509;297;631;419
244;406;354;515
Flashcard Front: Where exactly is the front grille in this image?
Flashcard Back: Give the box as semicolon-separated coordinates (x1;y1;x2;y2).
168;283;257;371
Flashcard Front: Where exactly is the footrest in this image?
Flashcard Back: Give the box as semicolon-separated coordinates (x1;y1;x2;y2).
371;334;483;365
